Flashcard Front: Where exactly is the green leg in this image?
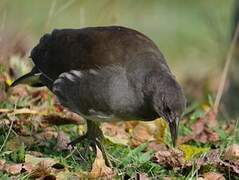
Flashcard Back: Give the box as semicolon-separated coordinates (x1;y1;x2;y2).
68;120;111;167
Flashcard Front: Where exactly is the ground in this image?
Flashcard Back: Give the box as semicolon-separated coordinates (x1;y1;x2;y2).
0;69;238;179
0;0;238;179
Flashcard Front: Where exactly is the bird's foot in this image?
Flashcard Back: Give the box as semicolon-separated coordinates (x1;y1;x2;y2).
68;120;112;167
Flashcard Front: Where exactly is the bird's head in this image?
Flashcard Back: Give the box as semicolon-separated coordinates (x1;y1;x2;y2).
151;73;186;147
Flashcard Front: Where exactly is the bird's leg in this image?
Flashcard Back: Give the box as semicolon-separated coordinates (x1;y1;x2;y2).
68;120;111;167
68;120;103;145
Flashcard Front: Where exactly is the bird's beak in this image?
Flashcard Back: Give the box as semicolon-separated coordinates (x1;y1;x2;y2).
10;70;42;87
168;116;179;147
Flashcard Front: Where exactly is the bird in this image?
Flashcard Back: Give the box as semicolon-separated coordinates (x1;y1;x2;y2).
11;26;186;166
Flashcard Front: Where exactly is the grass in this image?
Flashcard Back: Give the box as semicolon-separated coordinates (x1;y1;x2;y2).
0;0;238;179
0;92;238;179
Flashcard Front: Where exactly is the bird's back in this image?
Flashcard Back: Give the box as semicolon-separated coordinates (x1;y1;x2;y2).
30;26;166;81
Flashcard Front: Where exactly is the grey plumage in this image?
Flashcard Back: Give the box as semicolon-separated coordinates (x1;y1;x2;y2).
52;53;185;123
11;26;186;149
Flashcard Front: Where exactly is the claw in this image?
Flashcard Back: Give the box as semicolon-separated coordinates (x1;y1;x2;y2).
68;134;87;146
67;120;112;167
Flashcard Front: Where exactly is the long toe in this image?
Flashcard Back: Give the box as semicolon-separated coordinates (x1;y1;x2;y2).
68;134;87;146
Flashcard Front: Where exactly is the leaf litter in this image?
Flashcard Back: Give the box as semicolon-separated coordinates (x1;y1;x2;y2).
0;62;239;178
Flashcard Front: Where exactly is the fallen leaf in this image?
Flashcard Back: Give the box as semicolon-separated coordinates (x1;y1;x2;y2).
179;144;210;161
25;154;56;166
4;163;22;175
196;149;239;175
102;122;129;145
154;118;168;143
154;147;185;168
124;121;139;131
148;141;168;152
32;89;49;101
203;172;225;180
43;112;84;125
130;122;154;147
177;135;194;145
10;85;29;97
196;149;221;168
178;110;219;144
22;162;33;173
224;144;239;162
104;135;129;146
88;147;115;179
30;160;52;178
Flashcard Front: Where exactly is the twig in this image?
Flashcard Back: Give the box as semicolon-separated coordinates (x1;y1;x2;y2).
214;22;239;113
0;108;38;115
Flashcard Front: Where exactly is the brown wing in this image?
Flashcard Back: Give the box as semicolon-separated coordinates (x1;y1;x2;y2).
30;26;164;81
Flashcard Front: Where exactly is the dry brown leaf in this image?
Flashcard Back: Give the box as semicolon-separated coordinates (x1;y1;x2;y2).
205;128;219;142
30;161;52;178
177;135;194;145
203;109;217;128
148;141;168;152
224;144;239;162
22;162;33;173
25;154;56;166
197;149;239;175
43;112;83;125
10;85;29;97
102;122;128;138
89;147;115;179
178;110;219;144
154;147;185;168
124;121;139;130
203;172;225;180
32;89;50;102
55;131;72;151
4;163;22;175
195;149;221;171
130;122;154;147
102;122;129;145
